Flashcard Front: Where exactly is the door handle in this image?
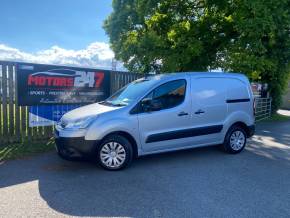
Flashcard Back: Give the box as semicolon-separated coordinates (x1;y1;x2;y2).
178;111;189;116
194;109;205;114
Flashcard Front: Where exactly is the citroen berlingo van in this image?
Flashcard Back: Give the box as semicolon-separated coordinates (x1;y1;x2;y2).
55;72;255;170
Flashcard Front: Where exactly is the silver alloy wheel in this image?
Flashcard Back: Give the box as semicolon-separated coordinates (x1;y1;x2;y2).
230;130;246;151
100;142;126;168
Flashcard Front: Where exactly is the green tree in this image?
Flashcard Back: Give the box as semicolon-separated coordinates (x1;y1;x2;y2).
104;0;290;111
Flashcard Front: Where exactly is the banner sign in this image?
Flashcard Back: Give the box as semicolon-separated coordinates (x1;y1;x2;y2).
29;105;81;127
17;63;111;106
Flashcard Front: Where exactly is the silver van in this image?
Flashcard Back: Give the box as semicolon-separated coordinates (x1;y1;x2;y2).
55;73;255;170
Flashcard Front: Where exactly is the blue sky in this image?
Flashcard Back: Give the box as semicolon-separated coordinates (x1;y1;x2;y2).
0;0;112;52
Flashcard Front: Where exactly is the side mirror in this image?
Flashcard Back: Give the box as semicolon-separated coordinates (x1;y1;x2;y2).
150;99;162;111
141;98;162;112
141;98;152;112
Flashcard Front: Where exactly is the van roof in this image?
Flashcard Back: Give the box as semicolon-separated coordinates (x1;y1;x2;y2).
144;72;248;81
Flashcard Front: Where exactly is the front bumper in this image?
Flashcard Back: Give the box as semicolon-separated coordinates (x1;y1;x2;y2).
55;130;99;158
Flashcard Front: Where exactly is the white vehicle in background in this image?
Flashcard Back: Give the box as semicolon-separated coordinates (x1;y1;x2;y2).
55;72;255;170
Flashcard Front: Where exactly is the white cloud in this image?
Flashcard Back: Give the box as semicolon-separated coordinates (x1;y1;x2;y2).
0;42;124;70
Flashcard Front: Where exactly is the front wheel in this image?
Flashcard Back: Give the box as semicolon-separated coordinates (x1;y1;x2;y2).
97;134;133;170
222;126;247;154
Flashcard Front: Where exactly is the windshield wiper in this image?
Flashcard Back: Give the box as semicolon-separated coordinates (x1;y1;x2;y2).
99;101;127;107
99;101;111;106
111;103;127;107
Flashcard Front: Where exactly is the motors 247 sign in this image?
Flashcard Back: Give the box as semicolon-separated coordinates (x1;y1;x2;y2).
16;63;111;106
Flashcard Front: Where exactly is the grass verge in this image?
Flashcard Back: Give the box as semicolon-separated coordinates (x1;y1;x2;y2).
0;139;55;162
258;113;290;122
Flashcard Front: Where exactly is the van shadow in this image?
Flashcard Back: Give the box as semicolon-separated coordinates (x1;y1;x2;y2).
248;120;290;162
1;121;290;217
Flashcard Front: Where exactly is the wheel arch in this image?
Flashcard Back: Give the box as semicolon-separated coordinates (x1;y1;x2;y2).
228;121;251;137
100;131;139;158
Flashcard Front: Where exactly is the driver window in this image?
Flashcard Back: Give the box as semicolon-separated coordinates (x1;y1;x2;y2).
142;79;186;112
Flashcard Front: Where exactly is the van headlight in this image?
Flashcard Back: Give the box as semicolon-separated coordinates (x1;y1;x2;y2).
64;116;96;129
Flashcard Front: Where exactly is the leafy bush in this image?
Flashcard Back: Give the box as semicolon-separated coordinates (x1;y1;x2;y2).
104;0;290;111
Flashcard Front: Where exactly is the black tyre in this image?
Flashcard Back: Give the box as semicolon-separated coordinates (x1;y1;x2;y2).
222;125;247;154
97;134;133;170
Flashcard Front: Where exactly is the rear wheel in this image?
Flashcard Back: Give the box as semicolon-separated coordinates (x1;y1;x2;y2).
97;134;133;170
222;125;247;154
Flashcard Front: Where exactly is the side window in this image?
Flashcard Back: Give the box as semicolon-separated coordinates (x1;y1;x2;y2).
226;78;249;100
192;78;227;106
142;79;186;112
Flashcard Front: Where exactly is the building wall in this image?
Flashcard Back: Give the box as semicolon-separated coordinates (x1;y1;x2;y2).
282;81;290;109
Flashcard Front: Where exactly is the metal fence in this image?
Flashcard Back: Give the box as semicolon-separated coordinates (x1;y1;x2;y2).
110;70;142;94
0;61;142;145
255;98;272;121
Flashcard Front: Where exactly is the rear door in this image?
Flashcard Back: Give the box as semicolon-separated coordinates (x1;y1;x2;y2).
189;77;228;145
137;77;193;152
226;78;254;122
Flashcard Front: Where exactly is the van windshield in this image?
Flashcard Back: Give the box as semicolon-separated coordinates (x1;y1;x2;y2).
101;79;154;106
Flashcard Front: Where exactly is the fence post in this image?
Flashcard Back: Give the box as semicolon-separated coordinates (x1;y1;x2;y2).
8;64;14;141
2;64;8;143
269;98;272;117
14;65;21;142
110;71;115;95
0;64;2;144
